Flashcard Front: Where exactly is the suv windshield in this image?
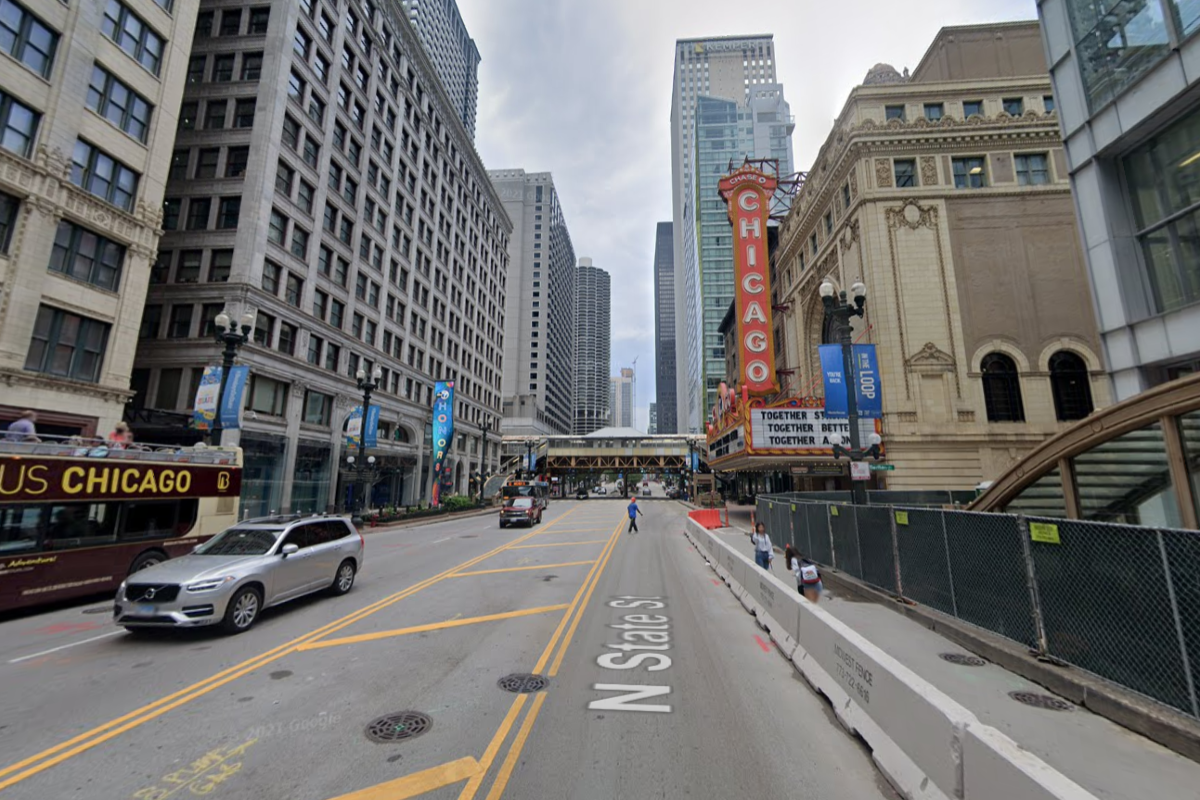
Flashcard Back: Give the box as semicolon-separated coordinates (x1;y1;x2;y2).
195;527;282;555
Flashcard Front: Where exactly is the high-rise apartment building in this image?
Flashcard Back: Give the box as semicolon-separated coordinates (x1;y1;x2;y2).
1036;0;1200;399
648;402;658;434
694;86;793;415
490;169;576;435
0;0;199;437
610;368;633;429
573;258;610;435
653;221;677;433
133;0;511;516
401;0;480;139
670;34;786;432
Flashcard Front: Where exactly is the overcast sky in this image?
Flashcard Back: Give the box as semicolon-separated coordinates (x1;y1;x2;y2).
457;0;1038;432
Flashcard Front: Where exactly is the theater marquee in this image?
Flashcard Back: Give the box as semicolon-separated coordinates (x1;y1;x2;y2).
719;165;779;396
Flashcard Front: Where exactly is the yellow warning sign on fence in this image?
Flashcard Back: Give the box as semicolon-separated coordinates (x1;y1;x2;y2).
1029;522;1061;544
895;511;909;526
831;506;839;517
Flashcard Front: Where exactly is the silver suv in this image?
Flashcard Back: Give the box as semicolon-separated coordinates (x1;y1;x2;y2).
114;515;364;634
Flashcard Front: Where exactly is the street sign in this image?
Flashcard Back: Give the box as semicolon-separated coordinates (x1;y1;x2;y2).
850;461;871;481
870;463;895;471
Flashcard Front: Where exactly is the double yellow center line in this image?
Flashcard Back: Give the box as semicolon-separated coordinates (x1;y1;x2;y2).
0;510;575;793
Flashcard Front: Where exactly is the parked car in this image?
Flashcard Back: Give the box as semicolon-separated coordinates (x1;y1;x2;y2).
500;497;542;528
114;515;363;635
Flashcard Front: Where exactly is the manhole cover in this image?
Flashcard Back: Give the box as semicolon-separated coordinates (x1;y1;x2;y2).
939;653;986;667
1009;691;1073;712
497;673;548;693
364;711;433;743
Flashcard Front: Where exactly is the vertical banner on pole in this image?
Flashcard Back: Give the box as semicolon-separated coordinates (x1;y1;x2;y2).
852;344;882;418
819;345;848;418
430;381;455;506
193;366;222;430
363;405;381;448
219;366;250;429
344;406;363;448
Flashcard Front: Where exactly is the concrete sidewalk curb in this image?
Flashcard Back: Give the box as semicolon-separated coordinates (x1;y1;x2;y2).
364;506;496;532
683;520;1099;800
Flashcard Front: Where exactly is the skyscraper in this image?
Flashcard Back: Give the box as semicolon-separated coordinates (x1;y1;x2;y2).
610;368;634;429
402;0;480;138
670;34;787;432
133;0;510;515
0;0;199;437
653;221;677;433
649;402;658;434
490;170;576;435
573;258;611;435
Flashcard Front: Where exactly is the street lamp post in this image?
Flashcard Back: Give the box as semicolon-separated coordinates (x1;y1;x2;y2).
352;365;382;516
525;439;534;480
819;280;883;506
479;417;491;502
209;310;254;445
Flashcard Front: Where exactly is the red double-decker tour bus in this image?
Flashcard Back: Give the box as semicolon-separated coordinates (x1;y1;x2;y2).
0;437;242;613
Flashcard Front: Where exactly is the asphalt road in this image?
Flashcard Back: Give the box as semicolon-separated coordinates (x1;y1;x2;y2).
0;500;897;800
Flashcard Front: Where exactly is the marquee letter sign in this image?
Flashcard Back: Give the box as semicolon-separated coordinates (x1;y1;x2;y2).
719;165;779;396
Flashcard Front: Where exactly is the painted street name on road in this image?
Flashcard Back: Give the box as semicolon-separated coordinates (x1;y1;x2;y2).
588;597;673;713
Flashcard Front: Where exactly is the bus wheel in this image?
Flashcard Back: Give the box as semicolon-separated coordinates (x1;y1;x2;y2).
128;551;167;575
221;586;261;634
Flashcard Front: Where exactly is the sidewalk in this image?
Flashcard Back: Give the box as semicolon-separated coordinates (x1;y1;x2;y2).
714;524;1200;799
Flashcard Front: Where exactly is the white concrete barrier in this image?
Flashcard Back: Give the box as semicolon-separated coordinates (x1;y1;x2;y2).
684;518;1099;800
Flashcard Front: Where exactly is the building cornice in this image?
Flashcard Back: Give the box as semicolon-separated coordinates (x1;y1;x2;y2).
0;368;134;405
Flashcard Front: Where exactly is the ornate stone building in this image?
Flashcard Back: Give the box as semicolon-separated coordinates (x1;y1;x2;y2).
0;0;199;437
774;22;1111;491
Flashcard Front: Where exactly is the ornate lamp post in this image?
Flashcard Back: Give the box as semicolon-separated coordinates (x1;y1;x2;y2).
479;417;491;502
209;310;254;445
819;280;883;505
351;365;382;515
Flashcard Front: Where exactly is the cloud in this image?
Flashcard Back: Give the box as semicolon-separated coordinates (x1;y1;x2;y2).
457;0;1038;431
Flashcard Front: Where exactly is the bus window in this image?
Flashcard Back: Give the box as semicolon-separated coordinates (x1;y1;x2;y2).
0;507;42;554
44;503;118;550
122;500;199;540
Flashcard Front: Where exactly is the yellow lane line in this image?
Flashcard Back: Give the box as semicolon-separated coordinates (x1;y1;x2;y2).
449;561;595;578
450;694;528;800
457;516;624;800
507;540;608;549
0;508;582;792
483;693;548;800
325;757;481;800
549;516;624;678
295;605;571;651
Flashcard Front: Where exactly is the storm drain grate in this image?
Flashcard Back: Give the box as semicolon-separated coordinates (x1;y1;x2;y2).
939;653;986;667
498;673;548;693
364;711;433;743
1009;691;1073;712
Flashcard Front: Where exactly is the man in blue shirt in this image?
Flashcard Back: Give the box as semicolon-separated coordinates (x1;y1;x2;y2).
627;497;643;534
4;410;38;442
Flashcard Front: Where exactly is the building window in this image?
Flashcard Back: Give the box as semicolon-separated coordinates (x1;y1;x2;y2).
253;312;274;346
885;104;905;121
102;0;164;75
312;288;327;319
1049;351;1094;422
278;322;297;355
809;232;817;255
268;209;287;245
185;197;210;230
194;147;219;179
25;306;109;382
842;183;851;209
176;249;201;282
291;226;309;258
217;197;240;228
246;374;288;416
1043;94;1055;113
226;146;249;177
199;303;223;338
923;102;943;121
0;90;39;158
86;65;152;143
981;353;1024;422
324;343;340;372
285;273;303;306
220;8;241;36
212;54;234;82
307;334;322;365
167;304;193;338
70;140;139;211
282;115;299;149
303;390;331;425
952;156;986;189
1015;153;1050;186
179;101;197;130
161;198;180;229
329;298;344;328
0;190;17;254
49;220;125;291
302;136;319;168
0;0;59;77
186;54;205;83
234;98;255;128
963;99;983;118
296;180;314;213
1124;106;1200;313
248;7;270;34
209;249;232;282
894;159;916;188
155;368;181;409
204;100;226;130
139;304;161;339
262;260;281;293
1002;97;1024;116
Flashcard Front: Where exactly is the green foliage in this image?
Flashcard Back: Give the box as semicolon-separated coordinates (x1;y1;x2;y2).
442;494;478;512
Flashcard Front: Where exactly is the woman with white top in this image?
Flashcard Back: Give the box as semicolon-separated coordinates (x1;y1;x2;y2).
750;521;773;570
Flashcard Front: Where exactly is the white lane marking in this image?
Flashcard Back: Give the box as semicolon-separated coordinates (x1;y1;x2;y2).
431;536;453;544
8;630;124;664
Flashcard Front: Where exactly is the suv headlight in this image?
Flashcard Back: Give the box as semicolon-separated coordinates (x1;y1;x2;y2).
185;576;236;592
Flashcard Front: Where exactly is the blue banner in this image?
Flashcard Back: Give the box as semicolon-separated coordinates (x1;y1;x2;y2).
344;406;363;448
219;366;250;429
192;366;222;431
820;344;882;419
363;404;380;448
819;345;848;418
431;381;455;506
344;405;381;449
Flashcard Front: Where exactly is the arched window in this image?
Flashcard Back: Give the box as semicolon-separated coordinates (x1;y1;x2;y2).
982;353;1025;422
1049;351;1094;421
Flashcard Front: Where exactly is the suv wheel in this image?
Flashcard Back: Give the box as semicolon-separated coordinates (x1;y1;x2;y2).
221;586;261;634
330;559;356;595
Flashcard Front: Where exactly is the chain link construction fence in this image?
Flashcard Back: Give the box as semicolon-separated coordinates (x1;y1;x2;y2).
756;495;1200;719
